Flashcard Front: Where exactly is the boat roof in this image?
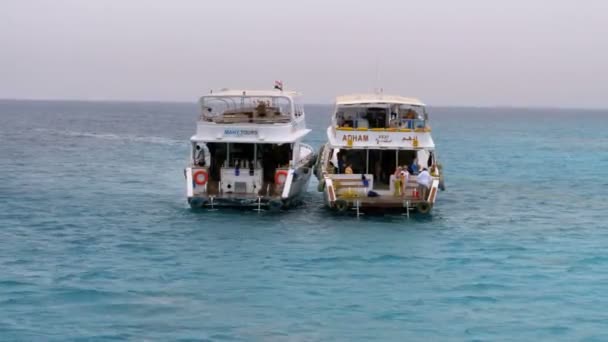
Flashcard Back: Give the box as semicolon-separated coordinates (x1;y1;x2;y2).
203;89;301;99
336;93;425;106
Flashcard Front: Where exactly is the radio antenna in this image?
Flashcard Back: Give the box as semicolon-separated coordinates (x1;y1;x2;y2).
375;55;382;95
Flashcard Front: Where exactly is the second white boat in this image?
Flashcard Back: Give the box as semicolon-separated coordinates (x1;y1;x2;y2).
185;88;316;211
314;93;444;215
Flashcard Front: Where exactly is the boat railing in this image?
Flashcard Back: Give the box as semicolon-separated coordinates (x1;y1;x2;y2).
200;108;293;124
427;179;440;204
334;119;431;132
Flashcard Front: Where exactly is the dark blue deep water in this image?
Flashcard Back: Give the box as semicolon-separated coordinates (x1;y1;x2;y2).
1;100;607;341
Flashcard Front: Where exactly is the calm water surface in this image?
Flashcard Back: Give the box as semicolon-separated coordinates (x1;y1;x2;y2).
0;100;607;341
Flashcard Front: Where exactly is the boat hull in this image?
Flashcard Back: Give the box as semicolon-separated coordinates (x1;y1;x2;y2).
321;190;434;215
188;165;313;211
315;141;440;216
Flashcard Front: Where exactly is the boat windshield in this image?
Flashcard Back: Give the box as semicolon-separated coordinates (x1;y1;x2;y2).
335;104;428;130
200;96;293;123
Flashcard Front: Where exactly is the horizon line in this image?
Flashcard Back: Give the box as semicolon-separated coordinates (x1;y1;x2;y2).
1;97;607;111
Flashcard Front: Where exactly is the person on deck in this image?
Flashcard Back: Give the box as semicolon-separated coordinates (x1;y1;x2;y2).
338;154;347;173
260;146;276;196
344;163;353;174
393;167;403;196
400;167;410;196
409;159;419;175
416;168;432;200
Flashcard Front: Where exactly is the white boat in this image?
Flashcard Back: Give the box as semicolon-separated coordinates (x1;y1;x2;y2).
185;88;316;210
314;93;444;215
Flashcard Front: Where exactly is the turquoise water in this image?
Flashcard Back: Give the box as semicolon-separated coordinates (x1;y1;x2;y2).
1;100;607;341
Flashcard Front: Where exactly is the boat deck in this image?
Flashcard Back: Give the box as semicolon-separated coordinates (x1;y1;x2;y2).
337;195;426;208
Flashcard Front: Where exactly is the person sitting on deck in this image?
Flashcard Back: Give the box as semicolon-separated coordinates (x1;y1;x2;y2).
255;101;268;117
344;163;353;174
416;168;432;200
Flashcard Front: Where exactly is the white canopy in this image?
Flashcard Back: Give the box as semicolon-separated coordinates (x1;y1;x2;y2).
336;94;425;107
202;89;301;99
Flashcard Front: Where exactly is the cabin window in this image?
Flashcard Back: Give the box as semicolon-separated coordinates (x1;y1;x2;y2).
334;105;393;129
390;105;426;129
335;104;427;130
294;102;304;118
365;107;387;128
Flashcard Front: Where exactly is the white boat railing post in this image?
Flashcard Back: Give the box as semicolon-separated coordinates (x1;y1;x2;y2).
209;196;218;211
186;167;194;198
255;196;263;213
281;170;294;199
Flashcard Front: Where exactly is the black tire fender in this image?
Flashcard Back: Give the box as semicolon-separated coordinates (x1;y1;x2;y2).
416;201;431;214
334;199;349;213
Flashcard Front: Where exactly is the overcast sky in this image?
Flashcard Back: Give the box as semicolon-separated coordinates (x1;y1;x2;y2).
1;0;607;107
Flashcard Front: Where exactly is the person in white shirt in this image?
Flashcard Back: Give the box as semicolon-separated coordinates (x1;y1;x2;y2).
416;168;432;200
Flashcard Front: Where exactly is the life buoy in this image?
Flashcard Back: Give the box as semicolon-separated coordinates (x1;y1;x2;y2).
334;199;349;213
275;170;289;185
193;170;208;186
416;201;431;214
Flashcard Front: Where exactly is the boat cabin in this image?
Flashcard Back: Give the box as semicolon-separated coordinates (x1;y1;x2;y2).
333;94;429;131
316;93;442;214
199;90;305;125
188;89;313;200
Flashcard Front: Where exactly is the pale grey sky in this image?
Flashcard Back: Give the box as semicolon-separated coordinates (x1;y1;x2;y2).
1;0;607;107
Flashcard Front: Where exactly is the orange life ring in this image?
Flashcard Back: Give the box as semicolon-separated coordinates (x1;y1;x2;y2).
193;170;208;186
275;170;289;184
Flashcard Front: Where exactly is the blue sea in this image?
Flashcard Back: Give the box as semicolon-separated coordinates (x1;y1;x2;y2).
1;100;607;341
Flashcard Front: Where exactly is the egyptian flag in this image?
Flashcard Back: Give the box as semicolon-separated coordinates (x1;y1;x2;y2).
274;80;283;90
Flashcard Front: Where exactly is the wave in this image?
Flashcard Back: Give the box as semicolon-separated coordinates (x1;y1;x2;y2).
33;128;183;146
